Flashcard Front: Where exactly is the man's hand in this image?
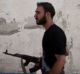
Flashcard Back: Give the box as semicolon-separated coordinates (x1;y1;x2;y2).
30;57;42;72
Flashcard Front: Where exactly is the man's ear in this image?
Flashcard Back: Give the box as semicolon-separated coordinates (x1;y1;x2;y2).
46;12;50;18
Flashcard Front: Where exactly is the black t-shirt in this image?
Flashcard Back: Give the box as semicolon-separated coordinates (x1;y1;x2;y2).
42;24;67;69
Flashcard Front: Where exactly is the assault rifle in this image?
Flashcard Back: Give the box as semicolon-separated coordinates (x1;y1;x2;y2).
3;50;41;73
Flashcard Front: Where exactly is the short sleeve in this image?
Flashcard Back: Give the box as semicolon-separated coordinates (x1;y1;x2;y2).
54;31;67;55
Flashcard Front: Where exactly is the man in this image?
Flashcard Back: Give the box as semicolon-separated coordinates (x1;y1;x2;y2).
34;2;67;74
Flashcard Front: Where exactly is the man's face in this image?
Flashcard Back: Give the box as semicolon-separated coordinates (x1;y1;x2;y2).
34;6;47;25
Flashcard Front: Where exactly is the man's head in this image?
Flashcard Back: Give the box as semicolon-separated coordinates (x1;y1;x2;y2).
34;2;55;25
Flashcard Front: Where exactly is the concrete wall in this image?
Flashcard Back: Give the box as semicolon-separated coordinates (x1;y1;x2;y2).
0;0;80;74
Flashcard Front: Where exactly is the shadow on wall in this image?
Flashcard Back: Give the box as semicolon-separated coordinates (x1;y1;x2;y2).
0;17;43;35
24;16;43;29
0;17;19;35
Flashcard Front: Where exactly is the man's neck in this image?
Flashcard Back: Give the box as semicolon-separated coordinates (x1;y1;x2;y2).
44;20;54;30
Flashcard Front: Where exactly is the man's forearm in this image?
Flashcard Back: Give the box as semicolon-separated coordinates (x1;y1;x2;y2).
49;55;66;74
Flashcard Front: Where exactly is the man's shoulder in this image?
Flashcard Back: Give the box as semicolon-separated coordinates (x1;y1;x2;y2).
49;24;64;34
45;24;66;39
49;24;66;40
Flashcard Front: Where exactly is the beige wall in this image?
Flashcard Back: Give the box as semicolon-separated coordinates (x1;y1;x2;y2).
0;0;80;74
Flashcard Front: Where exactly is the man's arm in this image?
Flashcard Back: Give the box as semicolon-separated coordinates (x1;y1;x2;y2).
49;54;66;74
